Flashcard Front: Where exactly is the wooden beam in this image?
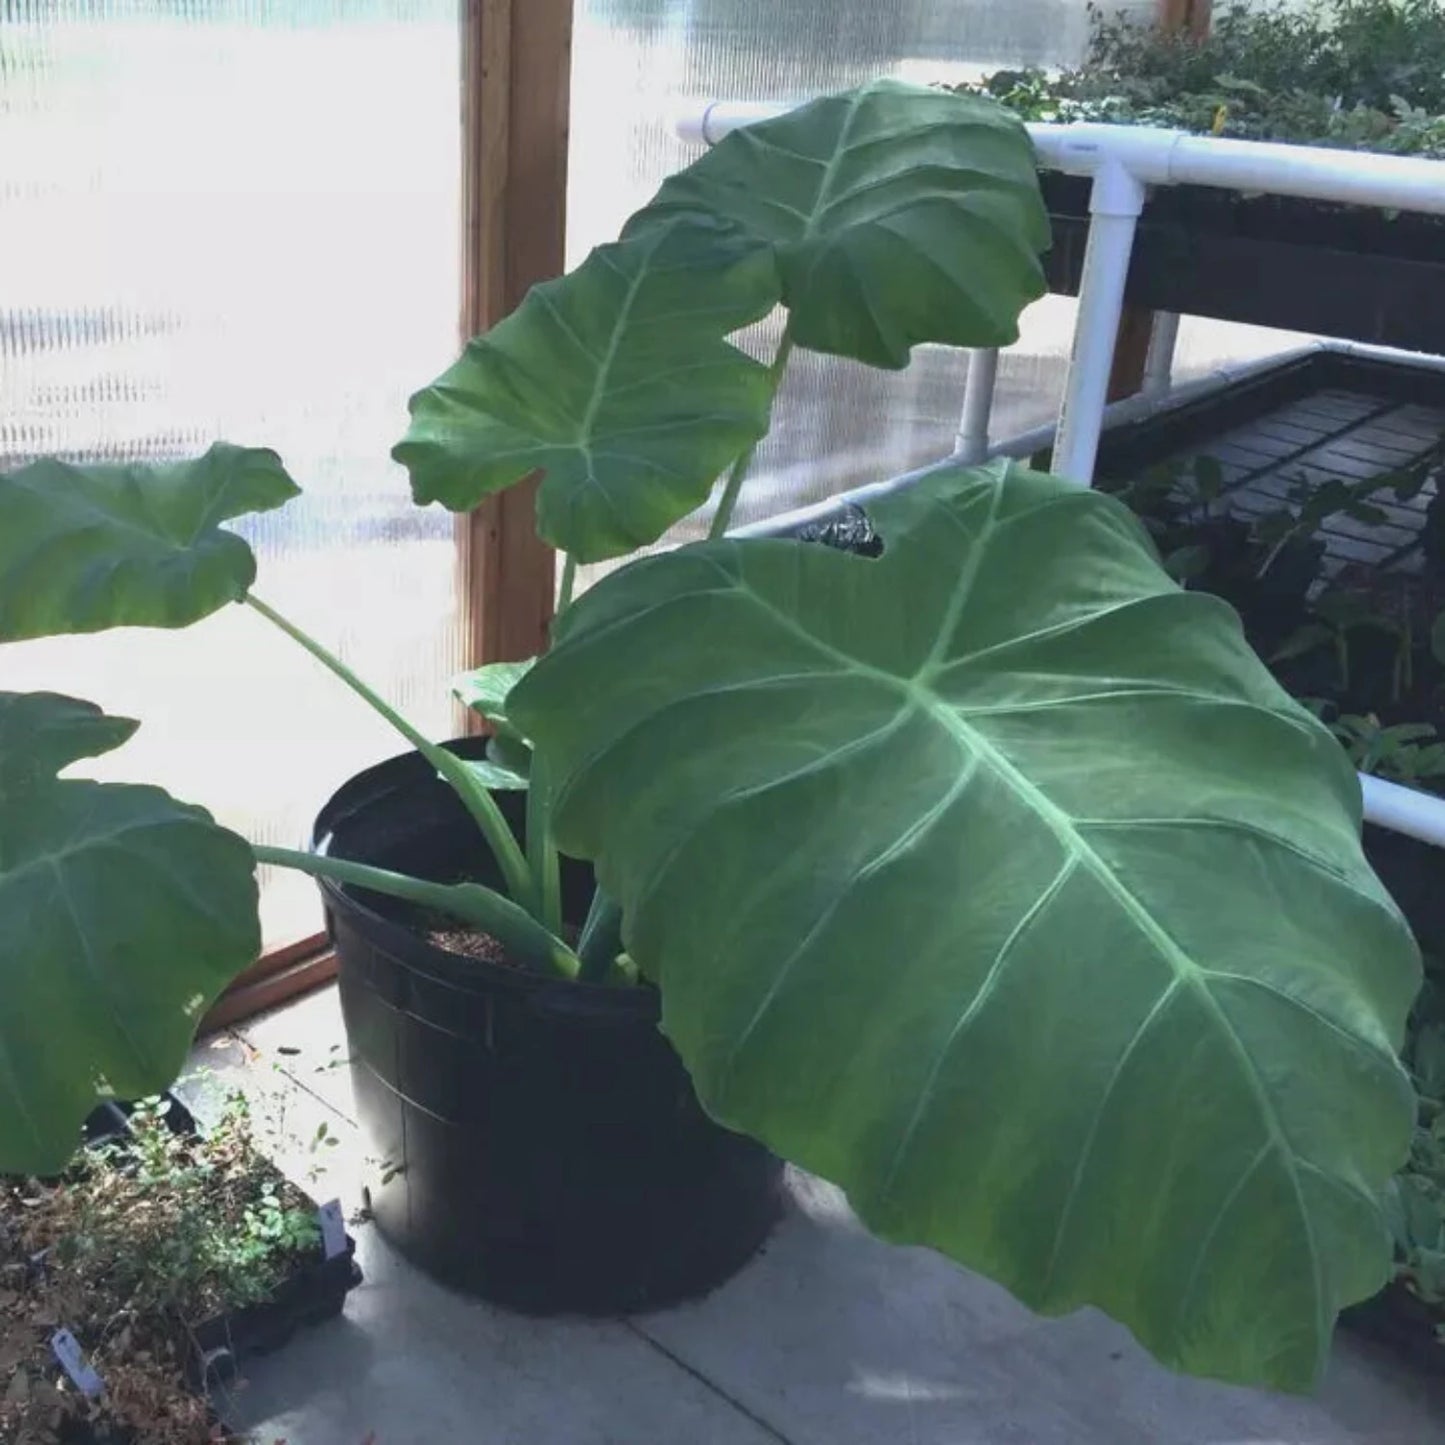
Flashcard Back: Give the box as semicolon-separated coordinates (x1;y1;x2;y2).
1107;306;1158;403
1157;0;1213;41
209;5;575;1023
456;0;572;682
200;935;333;1035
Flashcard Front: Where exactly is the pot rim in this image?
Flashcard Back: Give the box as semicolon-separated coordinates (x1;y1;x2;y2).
310;737;655;1014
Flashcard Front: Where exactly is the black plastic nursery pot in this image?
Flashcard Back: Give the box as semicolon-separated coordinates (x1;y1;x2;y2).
312;737;785;1315
1041;170;1445;354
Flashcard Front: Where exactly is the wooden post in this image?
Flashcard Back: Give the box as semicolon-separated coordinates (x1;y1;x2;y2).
1106;307;1159;403
456;0;572;681
1107;0;1213;401
1157;0;1213;42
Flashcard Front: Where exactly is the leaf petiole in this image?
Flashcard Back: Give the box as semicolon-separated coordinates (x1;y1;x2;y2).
253;844;578;979
242;594;534;907
708;328;796;540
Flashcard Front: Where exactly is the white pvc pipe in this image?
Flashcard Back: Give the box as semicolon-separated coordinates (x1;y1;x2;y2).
1164;130;1445;214
954;348;1000;462
1360;775;1445;849
1143;312;1181;397
993;342;1326;464
679;103;1445;219
1327;337;1445;374
1050;159;1147;484
675;99;794;147
739;343;1326;541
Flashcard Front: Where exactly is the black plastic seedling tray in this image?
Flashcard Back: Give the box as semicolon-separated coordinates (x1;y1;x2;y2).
1091;348;1445;578
18;1093;363;1442
78;1093;362;1381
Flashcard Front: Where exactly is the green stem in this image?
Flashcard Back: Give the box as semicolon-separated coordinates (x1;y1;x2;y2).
577;889;625;983
526;750;563;935
1254;525;1296;580
557;554;577;614
512;550;577;929
708;328;796;540
243;593;533;906
253;845;579;979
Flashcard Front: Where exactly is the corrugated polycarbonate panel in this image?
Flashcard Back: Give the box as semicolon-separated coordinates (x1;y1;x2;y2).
567;0;1160;559
1;1;466;946
567;0;1300;560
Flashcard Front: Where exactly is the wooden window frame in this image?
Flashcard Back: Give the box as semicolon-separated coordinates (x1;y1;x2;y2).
206;0;573;1030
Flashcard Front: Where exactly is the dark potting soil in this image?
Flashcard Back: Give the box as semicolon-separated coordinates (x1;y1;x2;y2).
422;919;511;966
412;905;578;969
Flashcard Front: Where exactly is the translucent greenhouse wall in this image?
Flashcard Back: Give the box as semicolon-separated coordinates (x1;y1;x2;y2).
2;1;1313;944
1;2;467;944
567;0;1307;554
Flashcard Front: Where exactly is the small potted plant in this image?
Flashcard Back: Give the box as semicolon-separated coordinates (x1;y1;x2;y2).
0;80;1424;1392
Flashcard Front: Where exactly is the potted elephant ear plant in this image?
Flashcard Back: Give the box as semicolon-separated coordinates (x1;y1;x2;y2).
0;79;1422;1392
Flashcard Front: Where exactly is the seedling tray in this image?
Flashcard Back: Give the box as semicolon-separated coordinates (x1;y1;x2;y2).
9;1094;362;1442
1041;171;1445;353
189;1224;361;1389
74;1094;363;1384
1092;349;1445;580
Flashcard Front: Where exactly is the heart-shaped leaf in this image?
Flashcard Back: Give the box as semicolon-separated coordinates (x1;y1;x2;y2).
452;658;536;738
626;80;1050;368
453;660;535;788
0;692;261;1175
394;220;780;562
459;755;529;792
0;443;300;641
511;461;1420;1390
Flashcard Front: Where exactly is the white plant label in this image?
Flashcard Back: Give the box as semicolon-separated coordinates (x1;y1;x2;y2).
51;1329;103;1397
318;1198;347;1260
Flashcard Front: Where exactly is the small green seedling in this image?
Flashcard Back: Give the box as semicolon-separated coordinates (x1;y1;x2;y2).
1330;714;1445;784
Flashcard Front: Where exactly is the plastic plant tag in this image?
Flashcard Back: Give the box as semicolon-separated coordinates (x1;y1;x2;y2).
51;1329;103;1397
317;1199;347;1260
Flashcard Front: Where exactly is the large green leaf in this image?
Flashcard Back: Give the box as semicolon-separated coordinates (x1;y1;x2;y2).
0;692;261;1175
625;80;1050;368
511;461;1421;1390
452;659;536;790
394;221;780;562
0;443;300;641
452;658;536;738
0;691;138;793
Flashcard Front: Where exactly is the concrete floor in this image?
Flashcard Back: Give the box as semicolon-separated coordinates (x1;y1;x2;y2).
183;986;1445;1445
